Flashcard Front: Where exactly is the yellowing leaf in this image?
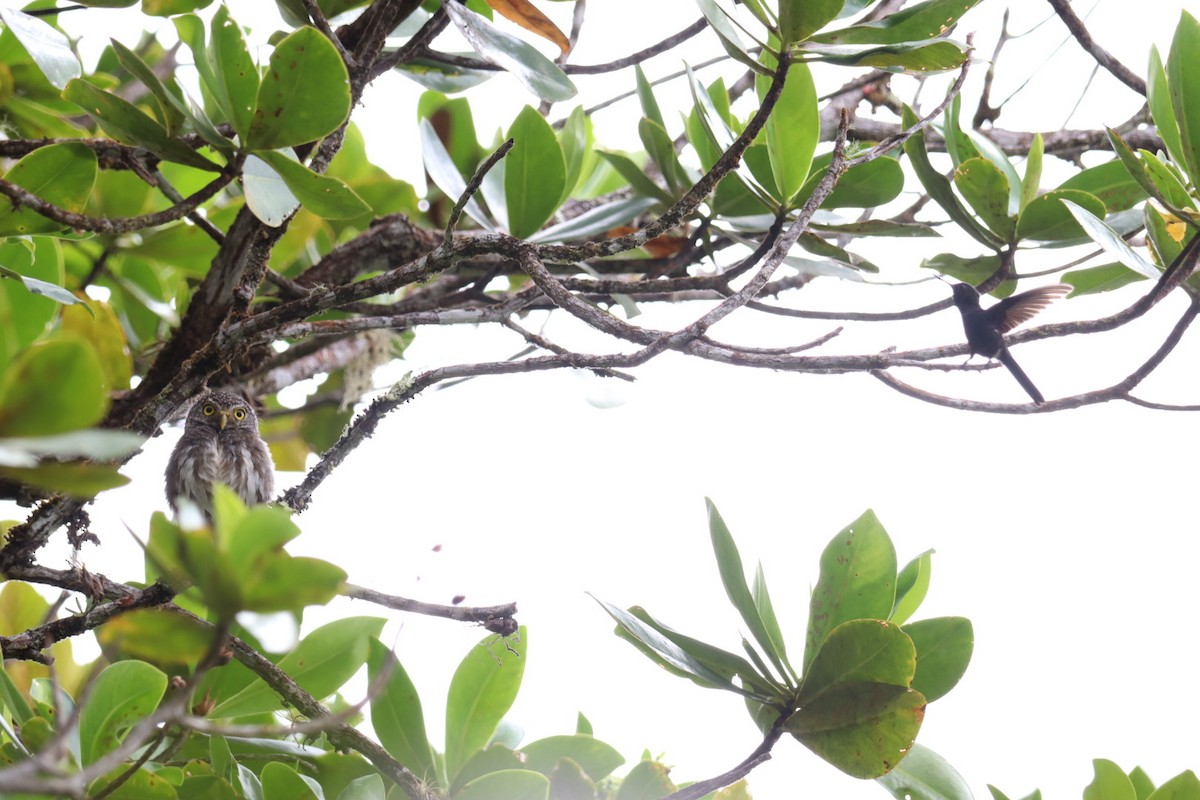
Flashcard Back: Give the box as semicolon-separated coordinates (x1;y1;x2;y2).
485;0;570;54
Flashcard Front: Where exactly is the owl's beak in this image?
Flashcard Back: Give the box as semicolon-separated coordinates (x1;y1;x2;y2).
218;411;230;430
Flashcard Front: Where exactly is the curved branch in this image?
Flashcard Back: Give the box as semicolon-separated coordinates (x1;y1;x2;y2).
1045;0;1147;95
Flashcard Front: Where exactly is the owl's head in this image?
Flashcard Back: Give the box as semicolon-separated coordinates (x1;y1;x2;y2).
187;391;260;433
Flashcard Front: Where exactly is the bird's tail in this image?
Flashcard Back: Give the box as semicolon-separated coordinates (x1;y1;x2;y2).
998;349;1044;405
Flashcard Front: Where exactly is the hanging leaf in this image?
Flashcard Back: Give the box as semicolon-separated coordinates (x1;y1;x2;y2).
485;0;570;53
0;8;81;90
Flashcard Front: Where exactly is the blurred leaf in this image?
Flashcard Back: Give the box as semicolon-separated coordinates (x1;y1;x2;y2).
451;745;526;796
0;143;98;235
261;761;323;799
420;117;496;229
0;266;83;309
212;617;384;719
520;735;624;781
96;609;213;667
443;2;576;102
145;0;213;13
798;620;916;706
0;429;142;468
61;301;130;390
1166;11;1200;182
368;640;436;782
779;0;844;44
1149;771;1200;800
87;766;178;799
597;151;672;204
804;509;897;671
813;0;981;44
243;154;300;227
396;55;494;93
1015;189;1106;242
614;759;676;800
877;743;974;800
890;550;932;625
694;0;769;75
108;39;184;135
0;8;80;90
0;337;106;436
505;106;566;238
457;769;548;800
954;157;1014;240
79;661;168;765
0;461;128;496
336;774;386;800
788;682;925;779
810;219;939;237
1130;767;1157;800
247;27;350;149
922;252;1013;297
558;105;589;203
445;626;527;782
903;617;972;702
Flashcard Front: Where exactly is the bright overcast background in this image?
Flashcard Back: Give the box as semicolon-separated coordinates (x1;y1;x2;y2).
4;1;1197;799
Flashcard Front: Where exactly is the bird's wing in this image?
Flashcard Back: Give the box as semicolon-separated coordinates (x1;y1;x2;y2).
990;284;1071;333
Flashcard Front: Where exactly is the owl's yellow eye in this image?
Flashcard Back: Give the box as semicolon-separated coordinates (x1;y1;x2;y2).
202;404;216;416
233;408;246;421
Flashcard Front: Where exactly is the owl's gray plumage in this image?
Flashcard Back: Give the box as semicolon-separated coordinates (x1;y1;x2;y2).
165;391;275;520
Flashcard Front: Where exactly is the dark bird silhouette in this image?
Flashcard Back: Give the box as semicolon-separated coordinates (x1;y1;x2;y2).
950;282;1071;405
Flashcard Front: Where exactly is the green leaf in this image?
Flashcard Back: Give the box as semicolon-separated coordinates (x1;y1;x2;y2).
1085;759;1137;800
1014;189;1107;242
598;598;735;690
1149;771;1200;800
0;664;34;724
520;735;624;781
87;766;178;799
457;769;549;800
597;151;672;205
528;196;658;244
95;608;213;667
798;620;916;706
243;154;300;227
557;105;589;203
0;8;80;90
1056;160;1146;213
801;153;903;209
903;617;972;702
144;0;213;14
800;40;968;71
0;266;83;309
79;661;168;765
1131;767;1157;800
0;337;106;436
804;509;897;671
212;617;384;719
260;761;323;799
633;65;664;129
694;0;769;75
451;745;526;796
922;252;1012;297
367;640;437;782
705;498;790;681
890;551;932;625
1148;47;1186;173
810;219;939;237
1059;199;1159;279
247;27;350;149
0;143;98;236
253;151;371;220
0;462;129;497
761;59;817;205
902;105;1002;249
1021;132;1042;211
107;41;184;135
779;0;844;44
337;774;386;800
445;626;528;782
877;743;974;800
813;0;981;44
787;682;925;779
954;157;1014;241
1062;263;1146;297
443;2;576;102
614;760;676;800
419;117;495;230
505;106;566;238
1166;11;1200;182
208;6;259;139
751;562;792;680
62;79;219;171
638;117;687;194
1139;150;1193;211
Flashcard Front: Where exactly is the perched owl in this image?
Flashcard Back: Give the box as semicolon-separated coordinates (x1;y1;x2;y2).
165;391;275;520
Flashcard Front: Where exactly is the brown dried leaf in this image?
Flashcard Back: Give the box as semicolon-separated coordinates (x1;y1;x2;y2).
485;0;570;54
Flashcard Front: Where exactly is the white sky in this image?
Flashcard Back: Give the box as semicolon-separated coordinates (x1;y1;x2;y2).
6;2;1199;799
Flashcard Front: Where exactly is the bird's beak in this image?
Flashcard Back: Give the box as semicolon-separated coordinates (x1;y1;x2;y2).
218;411;229;430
